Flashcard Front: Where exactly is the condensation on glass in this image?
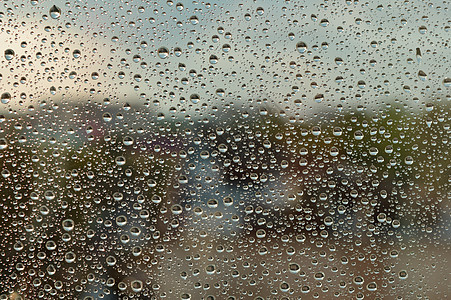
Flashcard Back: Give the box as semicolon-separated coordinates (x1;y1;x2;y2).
0;0;449;299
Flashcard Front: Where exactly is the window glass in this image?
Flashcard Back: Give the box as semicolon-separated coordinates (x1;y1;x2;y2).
0;0;449;299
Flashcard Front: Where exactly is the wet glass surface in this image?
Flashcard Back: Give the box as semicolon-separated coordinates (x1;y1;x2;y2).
0;0;449;299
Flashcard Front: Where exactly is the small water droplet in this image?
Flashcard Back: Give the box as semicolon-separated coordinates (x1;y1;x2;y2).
0;138;8;150
418;70;427;81
131;280;143;292
418;25;428;34
399;270;408;279
62;219;75;232
416;47;422;63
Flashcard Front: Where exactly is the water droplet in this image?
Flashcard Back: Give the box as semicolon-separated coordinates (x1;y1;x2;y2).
190;94;200;104
1;92;11;104
49;5;61;19
131;280;143;292
106;256;117;266
353;276;364;284
418;70;427;81
123;136;134;146
416;47;422;63
189;16;199;25
116;215;127;226
354;130;364;140
4;49;14;61
418;25;428;34
366;282;377;291
399;270;408;279
320;19;329;27
205;264;215;275
73;50;81;58
176;3;184;10
115;156;126;166
65;252;76;263
280;282;290;292
296;42;307;54
157;47;169;59
44;190;55;200
62;219;74;232
289;263;300;274
209;55;218;64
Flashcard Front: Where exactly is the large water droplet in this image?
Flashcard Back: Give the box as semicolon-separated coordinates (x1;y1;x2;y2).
4;49;14;61
296;42;307;54
49;5;61;19
157;47;169;59
1;92;11;104
0;138;8;150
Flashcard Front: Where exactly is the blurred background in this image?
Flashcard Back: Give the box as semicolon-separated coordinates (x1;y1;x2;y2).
0;0;449;299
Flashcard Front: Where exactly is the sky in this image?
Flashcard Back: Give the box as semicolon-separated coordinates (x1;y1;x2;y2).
0;0;449;117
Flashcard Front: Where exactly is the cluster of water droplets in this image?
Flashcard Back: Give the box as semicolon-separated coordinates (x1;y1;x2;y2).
0;0;449;299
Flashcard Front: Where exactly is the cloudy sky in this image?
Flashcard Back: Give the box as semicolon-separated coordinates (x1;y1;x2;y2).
1;0;449;117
